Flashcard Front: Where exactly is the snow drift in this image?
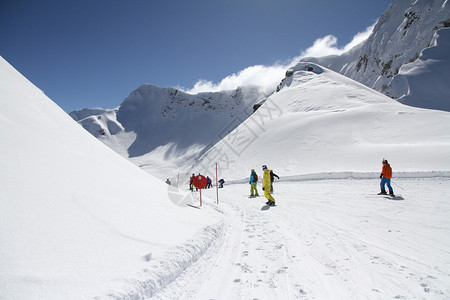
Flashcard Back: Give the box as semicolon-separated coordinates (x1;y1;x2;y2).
0;56;220;299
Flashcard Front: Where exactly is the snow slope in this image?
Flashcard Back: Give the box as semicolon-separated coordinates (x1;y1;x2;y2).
193;62;450;181
0;56;221;299
303;0;450;111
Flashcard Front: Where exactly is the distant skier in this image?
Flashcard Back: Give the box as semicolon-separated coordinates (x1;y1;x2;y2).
218;179;225;188
189;173;195;191
270;170;279;193
249;169;259;197
166;178;171;185
206;176;212;189
262;165;275;206
378;159;394;196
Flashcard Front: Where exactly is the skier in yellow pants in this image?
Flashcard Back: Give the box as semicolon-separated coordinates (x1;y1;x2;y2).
262;165;275;206
249;169;259;197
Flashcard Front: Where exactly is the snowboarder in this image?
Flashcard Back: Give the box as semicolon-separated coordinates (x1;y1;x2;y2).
378;159;394;196
270;170;279;193
262;165;275;206
249;169;259;197
218;179;225;188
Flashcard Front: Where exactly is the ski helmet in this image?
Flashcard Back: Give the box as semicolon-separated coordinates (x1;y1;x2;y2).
262;165;267;171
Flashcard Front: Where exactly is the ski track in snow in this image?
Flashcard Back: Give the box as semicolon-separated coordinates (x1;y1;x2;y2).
145;178;450;300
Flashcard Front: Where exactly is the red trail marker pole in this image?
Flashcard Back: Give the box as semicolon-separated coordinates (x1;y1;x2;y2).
193;175;207;207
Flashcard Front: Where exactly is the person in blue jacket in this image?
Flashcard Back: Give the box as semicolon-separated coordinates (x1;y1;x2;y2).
218;179;225;188
249;169;259;197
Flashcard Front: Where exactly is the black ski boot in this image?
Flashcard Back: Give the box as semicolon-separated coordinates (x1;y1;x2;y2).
378;189;387;195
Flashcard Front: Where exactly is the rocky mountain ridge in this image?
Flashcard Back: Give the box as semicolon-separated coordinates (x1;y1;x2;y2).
301;0;450;110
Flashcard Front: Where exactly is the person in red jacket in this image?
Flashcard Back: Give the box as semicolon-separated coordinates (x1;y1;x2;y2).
378;159;394;196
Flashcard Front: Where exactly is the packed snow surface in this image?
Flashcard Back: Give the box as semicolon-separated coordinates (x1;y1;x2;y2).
152;180;450;299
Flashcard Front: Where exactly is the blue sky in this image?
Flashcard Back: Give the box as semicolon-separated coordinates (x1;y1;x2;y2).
1;0;392;112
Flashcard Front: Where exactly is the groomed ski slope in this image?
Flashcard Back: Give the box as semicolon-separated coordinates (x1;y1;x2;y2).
150;178;450;299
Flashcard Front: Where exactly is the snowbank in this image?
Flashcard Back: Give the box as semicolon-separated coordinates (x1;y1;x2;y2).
0;56;221;298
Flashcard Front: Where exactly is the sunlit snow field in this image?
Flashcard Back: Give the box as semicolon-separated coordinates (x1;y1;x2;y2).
151;178;450;299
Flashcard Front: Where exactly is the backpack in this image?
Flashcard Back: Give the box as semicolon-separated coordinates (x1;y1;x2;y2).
254;174;258;182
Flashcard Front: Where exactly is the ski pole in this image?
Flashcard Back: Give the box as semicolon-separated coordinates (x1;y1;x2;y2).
391;180;404;190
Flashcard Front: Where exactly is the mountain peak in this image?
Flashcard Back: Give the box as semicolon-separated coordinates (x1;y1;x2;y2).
301;0;450;111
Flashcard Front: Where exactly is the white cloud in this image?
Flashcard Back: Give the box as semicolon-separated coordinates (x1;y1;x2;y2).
342;23;375;52
185;64;288;94
299;35;343;58
298;23;375;59
184;23;375;94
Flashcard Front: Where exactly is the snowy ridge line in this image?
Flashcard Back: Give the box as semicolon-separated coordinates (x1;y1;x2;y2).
106;221;225;299
226;171;450;184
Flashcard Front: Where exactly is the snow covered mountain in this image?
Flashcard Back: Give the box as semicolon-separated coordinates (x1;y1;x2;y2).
193;62;450;181
70;84;272;179
302;0;450;111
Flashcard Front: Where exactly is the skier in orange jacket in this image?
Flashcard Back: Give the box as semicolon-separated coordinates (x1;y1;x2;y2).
378;159;394;196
